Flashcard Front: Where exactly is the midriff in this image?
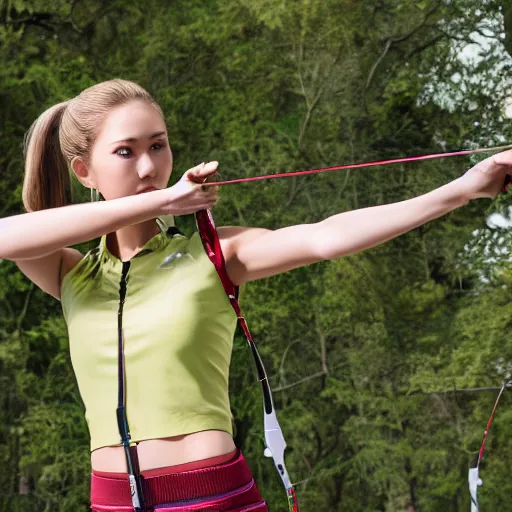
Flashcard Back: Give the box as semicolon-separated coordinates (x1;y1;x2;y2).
91;430;236;472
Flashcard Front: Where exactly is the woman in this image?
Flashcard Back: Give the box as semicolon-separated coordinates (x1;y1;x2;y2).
2;79;511;512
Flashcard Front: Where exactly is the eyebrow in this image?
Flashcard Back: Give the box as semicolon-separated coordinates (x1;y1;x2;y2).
110;131;167;145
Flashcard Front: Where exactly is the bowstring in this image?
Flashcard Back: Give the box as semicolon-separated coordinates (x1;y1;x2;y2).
202;144;512;187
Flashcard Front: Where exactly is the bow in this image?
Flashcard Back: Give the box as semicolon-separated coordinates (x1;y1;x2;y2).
468;380;508;511
196;209;300;512
194;144;512;511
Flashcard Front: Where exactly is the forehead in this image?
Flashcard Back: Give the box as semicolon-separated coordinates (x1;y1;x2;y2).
97;100;165;143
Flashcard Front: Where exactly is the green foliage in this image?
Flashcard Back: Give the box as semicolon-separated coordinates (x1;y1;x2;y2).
2;0;512;510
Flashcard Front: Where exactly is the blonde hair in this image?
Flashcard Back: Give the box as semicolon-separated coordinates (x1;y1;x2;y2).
22;79;163;212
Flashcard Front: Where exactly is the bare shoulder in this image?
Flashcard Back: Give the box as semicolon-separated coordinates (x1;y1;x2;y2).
15;247;84;301
217;226;270;259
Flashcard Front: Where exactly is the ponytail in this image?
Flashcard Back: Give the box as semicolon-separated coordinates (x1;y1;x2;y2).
22;101;72;212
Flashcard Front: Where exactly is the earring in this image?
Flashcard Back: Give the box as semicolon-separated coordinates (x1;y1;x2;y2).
90;187;100;202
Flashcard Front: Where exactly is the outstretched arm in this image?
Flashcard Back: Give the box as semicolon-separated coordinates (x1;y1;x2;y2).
220;150;512;285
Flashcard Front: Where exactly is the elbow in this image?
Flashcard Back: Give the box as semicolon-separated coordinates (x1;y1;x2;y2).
311;220;364;261
311;223;344;262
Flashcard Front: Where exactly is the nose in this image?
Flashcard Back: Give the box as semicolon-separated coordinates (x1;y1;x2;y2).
137;152;157;179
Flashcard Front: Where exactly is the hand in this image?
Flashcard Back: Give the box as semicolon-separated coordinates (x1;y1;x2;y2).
160;161;220;215
459;150;512;200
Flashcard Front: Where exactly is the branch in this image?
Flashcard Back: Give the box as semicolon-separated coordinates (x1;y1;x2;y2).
421;385;512;395
316;317;329;377
274;367;511;396
298;66;310;111
298;41;344;151
363;3;442;111
15;284;34;333
69;0;84;34
2;297;14;319
273;362;345;393
274;369;328;393
363;38;393;113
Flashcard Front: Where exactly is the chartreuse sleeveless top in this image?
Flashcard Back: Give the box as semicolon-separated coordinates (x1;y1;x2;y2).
60;215;238;451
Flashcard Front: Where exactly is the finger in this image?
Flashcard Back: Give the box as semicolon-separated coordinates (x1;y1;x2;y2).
493;150;512;167
186;162;208;183
186;161;219;183
196;161;219;180
202;194;219;209
192;204;216;214
186;161;205;174
203;167;221;185
184;163;205;184
202;160;218;173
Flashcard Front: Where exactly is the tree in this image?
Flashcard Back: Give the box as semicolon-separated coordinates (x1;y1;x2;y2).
2;1;512;510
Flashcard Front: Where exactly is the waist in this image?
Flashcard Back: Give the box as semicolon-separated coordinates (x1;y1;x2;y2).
91;430;236;472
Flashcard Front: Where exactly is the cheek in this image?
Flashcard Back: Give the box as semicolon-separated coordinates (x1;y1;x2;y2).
91;153;132;198
159;147;173;172
161;147;172;163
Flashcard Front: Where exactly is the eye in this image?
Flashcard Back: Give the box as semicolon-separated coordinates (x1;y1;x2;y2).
152;140;166;151
115;147;132;158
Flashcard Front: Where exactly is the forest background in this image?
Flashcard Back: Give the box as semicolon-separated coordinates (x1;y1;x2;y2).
2;1;512;511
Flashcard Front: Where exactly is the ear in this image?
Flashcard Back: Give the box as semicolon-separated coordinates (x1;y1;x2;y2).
70;157;96;189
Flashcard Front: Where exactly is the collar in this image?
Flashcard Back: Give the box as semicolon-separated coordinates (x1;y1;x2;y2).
98;215;177;262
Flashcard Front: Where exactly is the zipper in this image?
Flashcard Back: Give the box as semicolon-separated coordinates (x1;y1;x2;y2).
117;260;131;439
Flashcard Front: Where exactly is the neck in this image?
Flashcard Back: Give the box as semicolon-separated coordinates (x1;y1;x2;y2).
107;218;161;262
